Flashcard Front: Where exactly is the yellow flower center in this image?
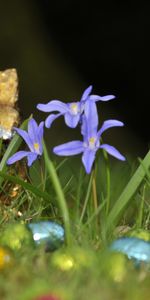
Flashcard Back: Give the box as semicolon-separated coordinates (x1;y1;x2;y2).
34;143;39;151
70;103;78;114
89;137;96;146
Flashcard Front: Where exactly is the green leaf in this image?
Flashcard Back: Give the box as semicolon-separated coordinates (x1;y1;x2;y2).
105;150;150;236
0;118;29;186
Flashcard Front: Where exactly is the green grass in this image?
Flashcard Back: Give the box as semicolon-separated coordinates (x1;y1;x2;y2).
1;127;150;300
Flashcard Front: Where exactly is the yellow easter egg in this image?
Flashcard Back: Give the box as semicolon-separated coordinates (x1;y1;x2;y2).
127;229;150;241
0;246;14;270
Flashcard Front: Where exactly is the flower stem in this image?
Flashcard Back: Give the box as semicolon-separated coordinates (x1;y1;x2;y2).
92;166;98;212
91;165;99;232
103;149;111;215
79;172;93;224
76;167;84;220
40;158;46;192
43;142;71;247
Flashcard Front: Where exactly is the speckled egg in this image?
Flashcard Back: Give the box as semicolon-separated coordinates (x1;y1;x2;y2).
27;221;65;251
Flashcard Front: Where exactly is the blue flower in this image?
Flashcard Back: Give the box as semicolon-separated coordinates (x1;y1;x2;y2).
36;85;115;129
7;118;44;167
53;102;125;174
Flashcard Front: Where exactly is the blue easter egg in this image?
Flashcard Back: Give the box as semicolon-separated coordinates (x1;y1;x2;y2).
27;221;65;251
110;237;150;263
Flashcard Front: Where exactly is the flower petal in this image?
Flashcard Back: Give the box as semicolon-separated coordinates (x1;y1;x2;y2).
37;100;68;113
27;119;44;155
100;144;126;161
98;120;124;138
13;127;33;152
82;149;96;174
28;118;38;142
45;113;62;128
37;121;44;154
37;121;44;141
84;101;98;137
64;113;80;128
7;151;30;165
81;115;87;138
53;141;84;156
27;153;38;166
89;95;115;102
80;85;93;102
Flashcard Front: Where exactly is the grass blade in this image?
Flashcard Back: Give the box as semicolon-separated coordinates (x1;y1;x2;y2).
43;142;71;246
0;118;28;186
106;150;150;236
0;171;51;202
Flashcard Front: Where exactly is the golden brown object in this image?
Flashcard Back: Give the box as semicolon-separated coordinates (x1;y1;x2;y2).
0;69;19;139
0;161;27;206
0;70;26;210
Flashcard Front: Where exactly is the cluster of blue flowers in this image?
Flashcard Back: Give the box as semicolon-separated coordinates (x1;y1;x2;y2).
7;86;125;174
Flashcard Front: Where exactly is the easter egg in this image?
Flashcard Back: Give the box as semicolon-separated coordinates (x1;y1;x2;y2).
27;221;64;251
0;246;14;270
52;248;95;271
52;252;75;271
105;252;128;282
33;294;60;300
0;223;34;251
110;237;150;263
127;229;150;241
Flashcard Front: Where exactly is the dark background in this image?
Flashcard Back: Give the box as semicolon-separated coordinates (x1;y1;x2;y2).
0;0;149;156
